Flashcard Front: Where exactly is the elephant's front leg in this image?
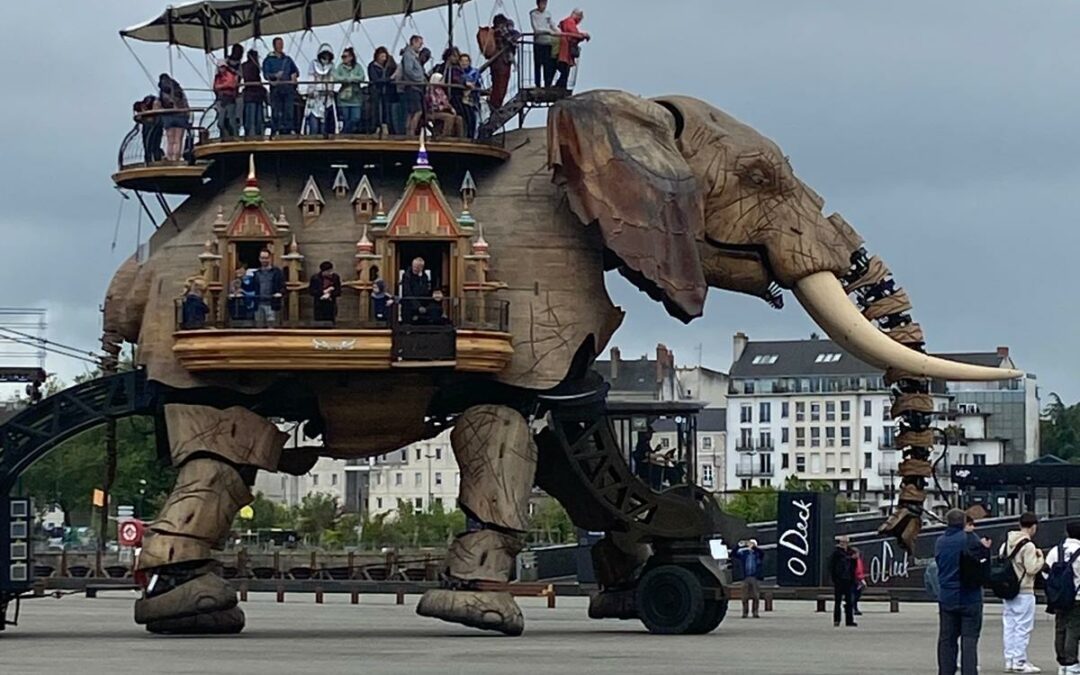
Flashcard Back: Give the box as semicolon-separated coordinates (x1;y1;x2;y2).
416;405;537;636
134;404;286;634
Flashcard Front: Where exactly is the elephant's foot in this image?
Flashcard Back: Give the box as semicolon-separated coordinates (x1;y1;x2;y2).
134;569;241;634
416;588;524;636
588;588;638;620
145;606;245;635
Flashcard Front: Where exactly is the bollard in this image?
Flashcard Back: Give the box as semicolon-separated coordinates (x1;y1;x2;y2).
396;589;405;605
276;579;285;603
351;588;360;605
315;585;324;604
816;596;826;613
239;580;248;603
546;585;556;609
889;597;900;614
764;592;774;613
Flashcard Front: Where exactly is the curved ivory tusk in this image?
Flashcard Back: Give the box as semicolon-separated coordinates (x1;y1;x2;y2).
793;272;1023;381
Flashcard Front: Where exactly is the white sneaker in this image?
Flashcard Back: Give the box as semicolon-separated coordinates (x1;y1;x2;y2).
1014;664;1041;674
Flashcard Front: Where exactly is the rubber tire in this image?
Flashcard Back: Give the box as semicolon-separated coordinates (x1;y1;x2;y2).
687;598;728;634
636;564;706;635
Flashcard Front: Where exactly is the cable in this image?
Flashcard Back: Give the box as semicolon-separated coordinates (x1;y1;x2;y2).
122;37;160;89
0;326;98;358
110;189;129;253
0;333;100;367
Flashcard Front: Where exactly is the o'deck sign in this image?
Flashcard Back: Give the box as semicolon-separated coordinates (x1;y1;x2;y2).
776;491;836;587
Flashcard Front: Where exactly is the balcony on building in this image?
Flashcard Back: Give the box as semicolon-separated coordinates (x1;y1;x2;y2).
736;442;774;453
735;463;775;478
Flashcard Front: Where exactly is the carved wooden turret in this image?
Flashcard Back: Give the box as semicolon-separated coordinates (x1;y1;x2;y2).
298;175;325;224
352;174;378;224
281;235;306;323
332;165;350;199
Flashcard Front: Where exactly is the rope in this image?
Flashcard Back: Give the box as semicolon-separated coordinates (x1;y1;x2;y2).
177;46;212;88
110;189;128;253
135;197;143;258
0;328;101;366
121;38;159;89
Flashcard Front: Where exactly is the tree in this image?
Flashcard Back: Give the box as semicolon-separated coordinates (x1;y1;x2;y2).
722;486;778;524
295;493;340;543
528;497;576;544
1041;393;1080;461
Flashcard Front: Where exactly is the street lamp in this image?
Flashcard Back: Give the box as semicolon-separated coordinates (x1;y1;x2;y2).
137;479;147;518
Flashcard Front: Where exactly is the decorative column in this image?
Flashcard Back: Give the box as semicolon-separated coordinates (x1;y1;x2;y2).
197;239;223;324
281;235;305;326
353;227;381;322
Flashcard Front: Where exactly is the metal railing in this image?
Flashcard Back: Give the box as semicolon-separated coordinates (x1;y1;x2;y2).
175;290;509;333
735;464;775;478
735;442;774;453
118;36;583;174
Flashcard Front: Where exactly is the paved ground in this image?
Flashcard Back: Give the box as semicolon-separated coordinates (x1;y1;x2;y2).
0;593;1061;674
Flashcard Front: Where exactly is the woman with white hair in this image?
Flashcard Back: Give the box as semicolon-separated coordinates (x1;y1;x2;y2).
555;8;590;90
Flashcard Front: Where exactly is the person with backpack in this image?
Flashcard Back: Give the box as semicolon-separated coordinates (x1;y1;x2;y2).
936;509;992;675
994;512;1045;673
1045;521;1080;675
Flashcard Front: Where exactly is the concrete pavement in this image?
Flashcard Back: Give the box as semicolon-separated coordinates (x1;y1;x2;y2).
0;593;1061;674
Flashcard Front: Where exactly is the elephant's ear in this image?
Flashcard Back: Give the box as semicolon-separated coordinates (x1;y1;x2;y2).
548;90;707;322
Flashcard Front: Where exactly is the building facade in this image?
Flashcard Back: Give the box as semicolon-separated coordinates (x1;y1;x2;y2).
724;333;1023;513
364;429;460;517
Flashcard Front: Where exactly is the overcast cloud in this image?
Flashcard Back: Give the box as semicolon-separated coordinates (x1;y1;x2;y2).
0;1;1075;402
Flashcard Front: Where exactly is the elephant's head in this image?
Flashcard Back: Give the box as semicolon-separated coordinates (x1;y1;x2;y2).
549;90;1018;381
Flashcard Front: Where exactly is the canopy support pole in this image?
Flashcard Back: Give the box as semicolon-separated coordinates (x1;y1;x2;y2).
448;0;454;49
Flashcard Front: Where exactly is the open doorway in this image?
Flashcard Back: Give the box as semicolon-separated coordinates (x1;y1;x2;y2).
395;241;450;293
233;240;273;271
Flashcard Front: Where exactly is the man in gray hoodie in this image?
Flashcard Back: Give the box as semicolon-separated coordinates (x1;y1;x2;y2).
400;35;427;134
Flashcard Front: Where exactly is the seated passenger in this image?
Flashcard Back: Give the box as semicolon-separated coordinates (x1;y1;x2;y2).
227;265;254;322
400;257;432;323
423;289;451;325
371;278;392;323
309;260;343;325
425;72;463;138
181;278;209;329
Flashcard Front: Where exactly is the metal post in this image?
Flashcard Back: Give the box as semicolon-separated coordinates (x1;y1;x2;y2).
447;0;454;49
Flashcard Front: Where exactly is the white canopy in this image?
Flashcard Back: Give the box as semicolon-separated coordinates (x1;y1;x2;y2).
121;0;470;52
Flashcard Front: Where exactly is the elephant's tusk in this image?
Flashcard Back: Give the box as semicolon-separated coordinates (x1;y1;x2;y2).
792;272;1023;381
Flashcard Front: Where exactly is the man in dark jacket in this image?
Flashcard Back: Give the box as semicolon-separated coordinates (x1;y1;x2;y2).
735;539;765;619
252;249;285;327
309;261;342;325
400;257;432;323
935;509;992;675
829;535;857;627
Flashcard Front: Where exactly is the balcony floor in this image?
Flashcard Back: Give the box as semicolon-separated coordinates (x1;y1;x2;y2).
192;136;512;163
172;328;513;373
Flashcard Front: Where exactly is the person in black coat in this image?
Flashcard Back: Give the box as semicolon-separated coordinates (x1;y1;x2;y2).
309;261;342;325
400;257;433;323
829;536;858;627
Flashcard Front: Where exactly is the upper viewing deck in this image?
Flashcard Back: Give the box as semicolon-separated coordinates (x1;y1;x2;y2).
114;0;587;195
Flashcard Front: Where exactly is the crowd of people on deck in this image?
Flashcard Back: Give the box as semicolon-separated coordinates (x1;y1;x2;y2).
181;251;453;330
134;1;590;163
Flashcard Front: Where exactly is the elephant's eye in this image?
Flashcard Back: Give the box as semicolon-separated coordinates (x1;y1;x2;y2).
738;162;775;189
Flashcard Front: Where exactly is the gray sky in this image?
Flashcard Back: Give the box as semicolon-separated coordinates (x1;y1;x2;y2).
0;0;1074;402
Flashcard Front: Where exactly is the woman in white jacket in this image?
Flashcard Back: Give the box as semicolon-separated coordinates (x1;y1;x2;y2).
304;44;337;135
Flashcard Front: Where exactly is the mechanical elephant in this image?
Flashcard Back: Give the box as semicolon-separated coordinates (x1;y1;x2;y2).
104;90;1016;637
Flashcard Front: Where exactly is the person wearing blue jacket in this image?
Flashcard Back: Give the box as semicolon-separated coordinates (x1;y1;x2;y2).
935;509;992;675
734;539;765;618
262;37;300;135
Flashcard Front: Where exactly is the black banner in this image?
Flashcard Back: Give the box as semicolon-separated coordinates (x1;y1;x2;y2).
776;491;836;587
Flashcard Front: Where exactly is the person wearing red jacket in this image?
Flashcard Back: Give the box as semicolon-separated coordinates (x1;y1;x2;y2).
555;9;590;90
852;548;867;616
213;60;240;139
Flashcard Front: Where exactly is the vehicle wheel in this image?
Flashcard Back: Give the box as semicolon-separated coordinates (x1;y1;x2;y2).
636;564;705;635
687;598;727;634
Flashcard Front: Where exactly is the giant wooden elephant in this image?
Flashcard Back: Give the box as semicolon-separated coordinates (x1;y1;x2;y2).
103;90;1017;636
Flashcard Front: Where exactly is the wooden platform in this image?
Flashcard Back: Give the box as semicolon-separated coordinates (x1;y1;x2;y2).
172;328;513;373
193;136;512;162
111;163;210;194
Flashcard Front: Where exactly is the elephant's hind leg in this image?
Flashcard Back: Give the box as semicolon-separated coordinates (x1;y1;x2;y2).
416;405;537;636
134;404;286;634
